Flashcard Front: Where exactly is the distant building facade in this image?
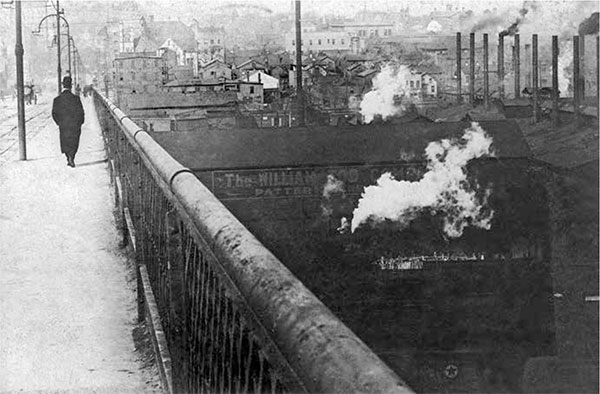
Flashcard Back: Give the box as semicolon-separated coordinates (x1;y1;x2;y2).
114;55;167;108
284;30;351;54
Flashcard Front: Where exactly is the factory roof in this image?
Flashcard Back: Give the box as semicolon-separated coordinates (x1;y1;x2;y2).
151;120;531;171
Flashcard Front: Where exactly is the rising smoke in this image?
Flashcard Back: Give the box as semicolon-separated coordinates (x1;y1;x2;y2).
558;41;573;96
359;64;413;124
322;174;345;199
321;174;346;218
499;6;529;37
350;123;495;238
578;12;599;36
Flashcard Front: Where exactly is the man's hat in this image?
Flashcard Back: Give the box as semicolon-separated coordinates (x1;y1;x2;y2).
62;76;72;89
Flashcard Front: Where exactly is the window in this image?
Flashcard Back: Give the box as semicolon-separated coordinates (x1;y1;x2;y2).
341;39;345;45
416;80;420;88
250;86;255;94
410;80;414;88
210;39;214;45
309;39;313;45
332;39;335;45
327;39;330;44
292;40;295;45
431;85;435;93
218;39;220;44
318;39;322;45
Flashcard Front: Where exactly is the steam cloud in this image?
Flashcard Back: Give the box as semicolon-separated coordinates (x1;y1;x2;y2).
558;42;573;97
321;174;345;218
351;122;495;238
322;174;345;199
359;64;412;124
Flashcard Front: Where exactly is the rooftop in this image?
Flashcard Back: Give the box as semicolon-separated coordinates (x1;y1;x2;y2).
152;120;531;171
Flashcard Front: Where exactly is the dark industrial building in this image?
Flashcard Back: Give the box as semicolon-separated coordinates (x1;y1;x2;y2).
149;119;594;393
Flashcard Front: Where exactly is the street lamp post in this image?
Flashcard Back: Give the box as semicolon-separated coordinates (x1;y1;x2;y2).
15;0;26;160
33;2;70;94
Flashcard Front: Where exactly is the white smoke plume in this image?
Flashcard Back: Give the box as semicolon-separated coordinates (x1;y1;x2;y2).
322;174;345;199
558;41;573;97
359;64;413;124
351;122;495;238
321;174;346;218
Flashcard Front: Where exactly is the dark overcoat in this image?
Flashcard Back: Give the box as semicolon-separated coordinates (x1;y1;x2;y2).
52;90;85;155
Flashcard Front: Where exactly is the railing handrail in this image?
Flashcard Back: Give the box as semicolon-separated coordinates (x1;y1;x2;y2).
95;90;413;394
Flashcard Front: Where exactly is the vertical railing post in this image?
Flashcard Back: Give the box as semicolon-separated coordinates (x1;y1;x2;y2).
166;209;185;391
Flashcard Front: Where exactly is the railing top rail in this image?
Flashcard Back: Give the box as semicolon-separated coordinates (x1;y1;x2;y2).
95;90;413;394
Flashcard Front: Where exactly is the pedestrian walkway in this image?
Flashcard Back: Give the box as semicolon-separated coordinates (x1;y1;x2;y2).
0;98;160;393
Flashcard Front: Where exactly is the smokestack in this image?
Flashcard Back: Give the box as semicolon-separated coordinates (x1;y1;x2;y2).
498;34;504;99
295;0;305;126
580;35;585;98
525;43;531;87
456;32;462;104
552;35;559;126
573;36;580;124
532;34;539;122
514;34;520;98
469;33;475;105
483;33;489;110
596;36;600;111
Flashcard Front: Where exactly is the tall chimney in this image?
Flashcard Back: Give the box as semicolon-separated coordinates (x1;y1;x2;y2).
498;34;504;99
483;33;489;110
456;32;462;104
580;34;585;99
552;35;559;126
532;34;539;122
524;43;531;87
596;36;600;111
514;34;520;98
469;32;475;105
573;36;580;124
295;0;304;126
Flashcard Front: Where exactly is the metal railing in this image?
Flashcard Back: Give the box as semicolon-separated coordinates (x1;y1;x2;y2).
93;89;413;394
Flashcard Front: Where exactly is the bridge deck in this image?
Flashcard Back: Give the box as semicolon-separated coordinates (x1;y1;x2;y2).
0;98;159;393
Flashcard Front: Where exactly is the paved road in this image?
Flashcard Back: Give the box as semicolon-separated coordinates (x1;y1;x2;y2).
0;97;161;393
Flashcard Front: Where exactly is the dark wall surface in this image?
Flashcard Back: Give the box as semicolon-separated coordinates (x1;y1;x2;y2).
154;121;560;393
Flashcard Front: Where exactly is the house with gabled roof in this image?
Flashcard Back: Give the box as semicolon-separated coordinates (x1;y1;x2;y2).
236;59;268;74
199;59;232;81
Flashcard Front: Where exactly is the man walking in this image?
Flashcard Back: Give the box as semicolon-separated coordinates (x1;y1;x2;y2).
52;76;85;167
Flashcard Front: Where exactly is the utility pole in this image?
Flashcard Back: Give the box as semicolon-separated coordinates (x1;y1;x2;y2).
56;0;62;94
15;0;27;160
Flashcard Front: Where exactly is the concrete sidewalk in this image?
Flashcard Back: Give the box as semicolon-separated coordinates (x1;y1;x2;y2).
0;98;160;393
